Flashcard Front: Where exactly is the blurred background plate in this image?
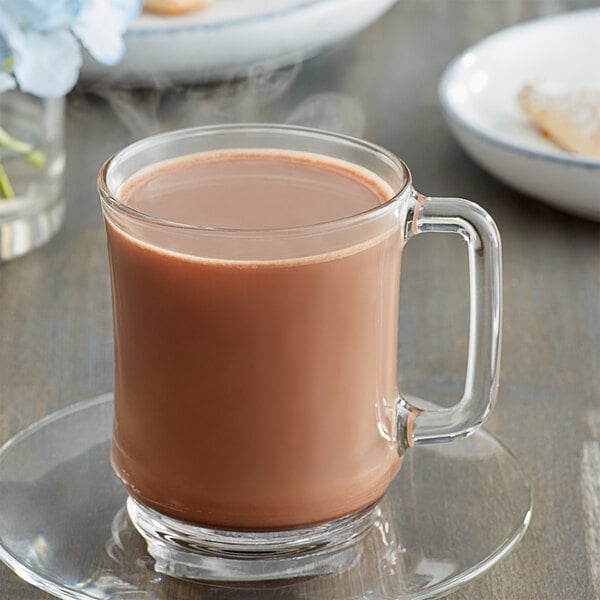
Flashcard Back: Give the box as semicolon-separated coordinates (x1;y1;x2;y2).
439;8;600;221
82;0;397;85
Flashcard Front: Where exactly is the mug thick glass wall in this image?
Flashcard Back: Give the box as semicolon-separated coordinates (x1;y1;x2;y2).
98;124;501;581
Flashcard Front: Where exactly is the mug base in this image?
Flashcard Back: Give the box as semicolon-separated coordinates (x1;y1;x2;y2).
126;496;380;581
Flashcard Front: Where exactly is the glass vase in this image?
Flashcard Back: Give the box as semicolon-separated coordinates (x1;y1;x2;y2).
0;90;66;262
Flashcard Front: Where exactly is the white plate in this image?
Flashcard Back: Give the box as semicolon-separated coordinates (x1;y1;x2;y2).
439;8;600;220
82;0;396;84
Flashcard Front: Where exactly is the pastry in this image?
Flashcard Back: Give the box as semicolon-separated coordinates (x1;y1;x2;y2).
143;0;211;15
518;80;600;159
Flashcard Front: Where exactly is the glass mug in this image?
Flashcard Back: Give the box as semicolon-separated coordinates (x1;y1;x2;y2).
98;124;501;581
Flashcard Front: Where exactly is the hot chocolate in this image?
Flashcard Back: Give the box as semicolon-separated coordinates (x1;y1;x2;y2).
106;149;403;529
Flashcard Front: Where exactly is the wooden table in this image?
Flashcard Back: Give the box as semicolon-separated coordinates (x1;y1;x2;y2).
1;1;598;597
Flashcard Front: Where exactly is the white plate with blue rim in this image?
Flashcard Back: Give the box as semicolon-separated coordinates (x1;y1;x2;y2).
82;0;396;85
438;8;600;221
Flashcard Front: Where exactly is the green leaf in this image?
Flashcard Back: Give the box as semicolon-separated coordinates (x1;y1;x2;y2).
0;163;15;199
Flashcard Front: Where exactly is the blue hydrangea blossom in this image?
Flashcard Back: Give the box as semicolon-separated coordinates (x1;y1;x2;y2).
0;0;141;98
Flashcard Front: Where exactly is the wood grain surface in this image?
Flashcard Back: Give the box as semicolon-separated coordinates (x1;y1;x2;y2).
1;1;598;598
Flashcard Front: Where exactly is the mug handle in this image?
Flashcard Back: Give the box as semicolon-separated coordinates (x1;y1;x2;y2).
396;193;502;449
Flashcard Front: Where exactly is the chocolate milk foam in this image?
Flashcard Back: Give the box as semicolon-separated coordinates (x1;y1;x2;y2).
107;150;403;529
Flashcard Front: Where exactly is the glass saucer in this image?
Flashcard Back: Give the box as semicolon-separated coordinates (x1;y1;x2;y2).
0;394;531;600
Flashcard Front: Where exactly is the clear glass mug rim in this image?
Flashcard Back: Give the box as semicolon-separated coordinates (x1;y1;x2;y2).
97;123;414;236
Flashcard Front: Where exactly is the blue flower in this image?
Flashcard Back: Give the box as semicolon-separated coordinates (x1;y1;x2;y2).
0;0;141;98
73;0;140;66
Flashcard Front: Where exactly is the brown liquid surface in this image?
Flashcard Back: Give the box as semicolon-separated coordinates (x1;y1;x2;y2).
107;150;403;529
122;150;388;229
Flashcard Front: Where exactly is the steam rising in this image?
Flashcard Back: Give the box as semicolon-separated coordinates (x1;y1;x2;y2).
83;62;365;139
287;92;365;138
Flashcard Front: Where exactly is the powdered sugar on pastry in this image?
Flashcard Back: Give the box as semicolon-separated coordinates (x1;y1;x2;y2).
518;81;600;159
